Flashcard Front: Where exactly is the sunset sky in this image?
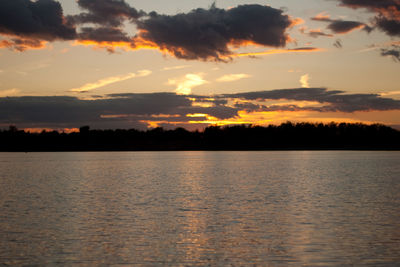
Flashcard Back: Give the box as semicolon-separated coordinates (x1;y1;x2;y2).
0;0;399;131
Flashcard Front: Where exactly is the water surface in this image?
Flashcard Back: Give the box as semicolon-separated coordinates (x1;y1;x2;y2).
1;151;399;266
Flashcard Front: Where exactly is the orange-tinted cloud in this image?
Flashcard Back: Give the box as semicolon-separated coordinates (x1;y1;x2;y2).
132;4;296;61
311;13;372;34
0;1;315;62
338;0;400;36
0;38;47;51
2;88;400;129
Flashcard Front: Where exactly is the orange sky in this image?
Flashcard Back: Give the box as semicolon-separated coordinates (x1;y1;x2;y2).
0;0;399;130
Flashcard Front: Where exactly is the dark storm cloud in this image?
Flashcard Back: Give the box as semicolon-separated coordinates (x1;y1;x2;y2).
69;0;144;27
133;4;294;61
223;88;400;112
338;0;400;36
381;45;400;62
311;15;370;34
0;0;76;41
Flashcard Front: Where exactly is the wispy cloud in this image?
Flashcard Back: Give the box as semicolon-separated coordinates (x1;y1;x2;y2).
70;70;152;93
136;70;152;77
217;74;251;82
168;73;207;95
162;65;190;71
300;74;310;88
0;88;20;97
299;26;334;38
230;47;322;58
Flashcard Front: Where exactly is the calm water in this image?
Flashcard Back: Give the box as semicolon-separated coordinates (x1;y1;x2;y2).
0;151;400;266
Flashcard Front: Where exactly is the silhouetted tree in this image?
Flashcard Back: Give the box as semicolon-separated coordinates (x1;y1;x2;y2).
0;122;399;151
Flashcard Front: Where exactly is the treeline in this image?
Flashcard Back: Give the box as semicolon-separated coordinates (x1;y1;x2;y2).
1;122;400;151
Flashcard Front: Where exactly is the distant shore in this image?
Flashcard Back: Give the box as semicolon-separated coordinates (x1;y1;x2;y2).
1;122;400;151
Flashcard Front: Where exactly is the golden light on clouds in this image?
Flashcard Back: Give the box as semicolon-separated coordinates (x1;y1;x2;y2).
0;38;47;51
300;74;310;88
186;113;209;118
217;73;251;82
162;65;190;71
168;73;207;95
73;40;133;52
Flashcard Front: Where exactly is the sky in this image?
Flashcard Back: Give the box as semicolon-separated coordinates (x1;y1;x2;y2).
0;0;399;131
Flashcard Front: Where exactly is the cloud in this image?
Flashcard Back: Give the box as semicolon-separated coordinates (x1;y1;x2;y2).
328;20;371;34
0;1;310;62
132;4;295;61
299;27;334;38
0;93;237;129
311;13;371;34
0;1;304;62
0;0;76;44
333;39;343;48
69;0;144;27
300;74;310;88
381;45;400;62
217;74;251;82
136;70;152;77
168;73;207;95
2;88;400;129
223;88;400;112
337;0;400;36
78;27;131;43
230;47;322;58
66;0;145;52
162;65;190;71
0;38;47;51
70;70;151;93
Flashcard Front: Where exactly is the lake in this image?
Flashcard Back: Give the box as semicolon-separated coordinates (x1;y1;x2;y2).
1;151;400;266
